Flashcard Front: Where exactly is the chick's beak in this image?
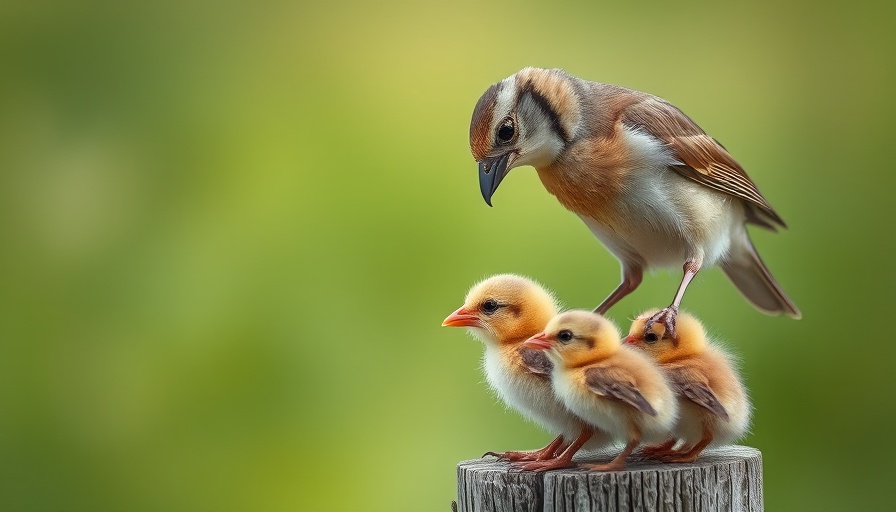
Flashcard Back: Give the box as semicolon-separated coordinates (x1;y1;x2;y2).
522;332;552;351
624;334;639;345
478;152;512;206
442;307;481;328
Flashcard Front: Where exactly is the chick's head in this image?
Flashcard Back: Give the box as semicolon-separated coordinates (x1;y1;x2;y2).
525;310;621;367
625;309;708;363
443;274;558;346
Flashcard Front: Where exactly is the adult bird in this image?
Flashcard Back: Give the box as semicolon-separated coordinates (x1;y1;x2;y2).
469;67;800;336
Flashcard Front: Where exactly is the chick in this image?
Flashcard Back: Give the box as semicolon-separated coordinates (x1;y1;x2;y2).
625;310;751;462
442;274;609;462
522;310;677;471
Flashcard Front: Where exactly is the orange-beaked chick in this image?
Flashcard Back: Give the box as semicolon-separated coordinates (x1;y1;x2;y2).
442;274;608;462
523;310;677;471
625;310;751;462
470;67;800;337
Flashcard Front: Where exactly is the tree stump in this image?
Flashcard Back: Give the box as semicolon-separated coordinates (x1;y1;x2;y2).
456;445;762;512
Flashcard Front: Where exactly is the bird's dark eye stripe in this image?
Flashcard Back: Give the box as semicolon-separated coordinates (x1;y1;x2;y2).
518;85;569;143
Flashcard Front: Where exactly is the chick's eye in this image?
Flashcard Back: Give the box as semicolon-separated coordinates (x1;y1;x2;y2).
557;329;574;343
481;299;500;315
496;118;515;142
644;332;659;344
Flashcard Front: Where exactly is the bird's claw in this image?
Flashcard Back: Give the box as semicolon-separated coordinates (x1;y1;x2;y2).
645;306;678;339
482;450;536;462
513;458;575;472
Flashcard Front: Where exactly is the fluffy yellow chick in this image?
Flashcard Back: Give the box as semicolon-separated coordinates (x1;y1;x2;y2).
442;274;610;462
522;310;677;471
625;310;751;462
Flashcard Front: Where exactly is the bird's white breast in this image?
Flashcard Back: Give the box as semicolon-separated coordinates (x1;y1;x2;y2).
551;363;678;445
551;367;630;440
482;346;584;442
578;127;742;270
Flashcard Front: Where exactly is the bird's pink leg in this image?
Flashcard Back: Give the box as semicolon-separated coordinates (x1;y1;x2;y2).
514;428;593;471
646;259;701;338
484;435;567;462
595;265;643;315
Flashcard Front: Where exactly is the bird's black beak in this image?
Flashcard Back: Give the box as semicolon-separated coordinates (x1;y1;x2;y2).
478;152;512;207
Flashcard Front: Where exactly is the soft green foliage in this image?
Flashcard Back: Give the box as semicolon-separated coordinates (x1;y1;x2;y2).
0;1;894;510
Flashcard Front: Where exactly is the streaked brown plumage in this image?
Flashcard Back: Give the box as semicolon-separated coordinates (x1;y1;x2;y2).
470;67;800;336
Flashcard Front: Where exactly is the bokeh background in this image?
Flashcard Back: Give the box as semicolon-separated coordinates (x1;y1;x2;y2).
1;1;894;510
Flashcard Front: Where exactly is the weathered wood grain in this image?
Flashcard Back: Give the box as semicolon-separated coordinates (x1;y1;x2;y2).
456;446;762;512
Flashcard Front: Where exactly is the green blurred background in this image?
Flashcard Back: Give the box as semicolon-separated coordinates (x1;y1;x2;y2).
1;1;893;510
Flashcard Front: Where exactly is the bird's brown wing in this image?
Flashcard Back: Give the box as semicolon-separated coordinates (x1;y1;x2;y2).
518;347;553;377
621;97;786;230
666;366;729;420
584;366;656;416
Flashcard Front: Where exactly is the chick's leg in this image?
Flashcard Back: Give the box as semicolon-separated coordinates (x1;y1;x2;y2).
638;438;677;459
581;433;640;472
646;259;702;338
595;265;643;315
515;428;592;472
662;427;713;463
484;435;566;462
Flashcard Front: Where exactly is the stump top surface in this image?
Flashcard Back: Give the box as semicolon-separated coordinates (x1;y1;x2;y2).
458;445;761;475
456;445;762;512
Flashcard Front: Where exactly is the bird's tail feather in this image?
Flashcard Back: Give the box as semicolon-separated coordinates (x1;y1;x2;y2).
721;233;801;319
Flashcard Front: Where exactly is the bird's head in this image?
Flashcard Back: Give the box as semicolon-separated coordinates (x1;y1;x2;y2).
523;310;621;368
624;309;708;363
442;274;558;347
469;67;581;206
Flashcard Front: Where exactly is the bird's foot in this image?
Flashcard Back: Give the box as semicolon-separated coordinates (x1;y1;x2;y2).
482;450;532;462
483;445;561;462
655;443;708;463
513;455;576;472
483;435;567;462
645;306;678;339
636;440;677;460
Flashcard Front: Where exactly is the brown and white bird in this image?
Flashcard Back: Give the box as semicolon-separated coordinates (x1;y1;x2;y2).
522;310;677;471
625;310;751;462
470;67;800;336
442;274;611;462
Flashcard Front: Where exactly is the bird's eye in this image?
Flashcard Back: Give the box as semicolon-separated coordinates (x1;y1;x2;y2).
644;331;659;344
481;299;500;315
496;118;515;143
557;329;574;343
